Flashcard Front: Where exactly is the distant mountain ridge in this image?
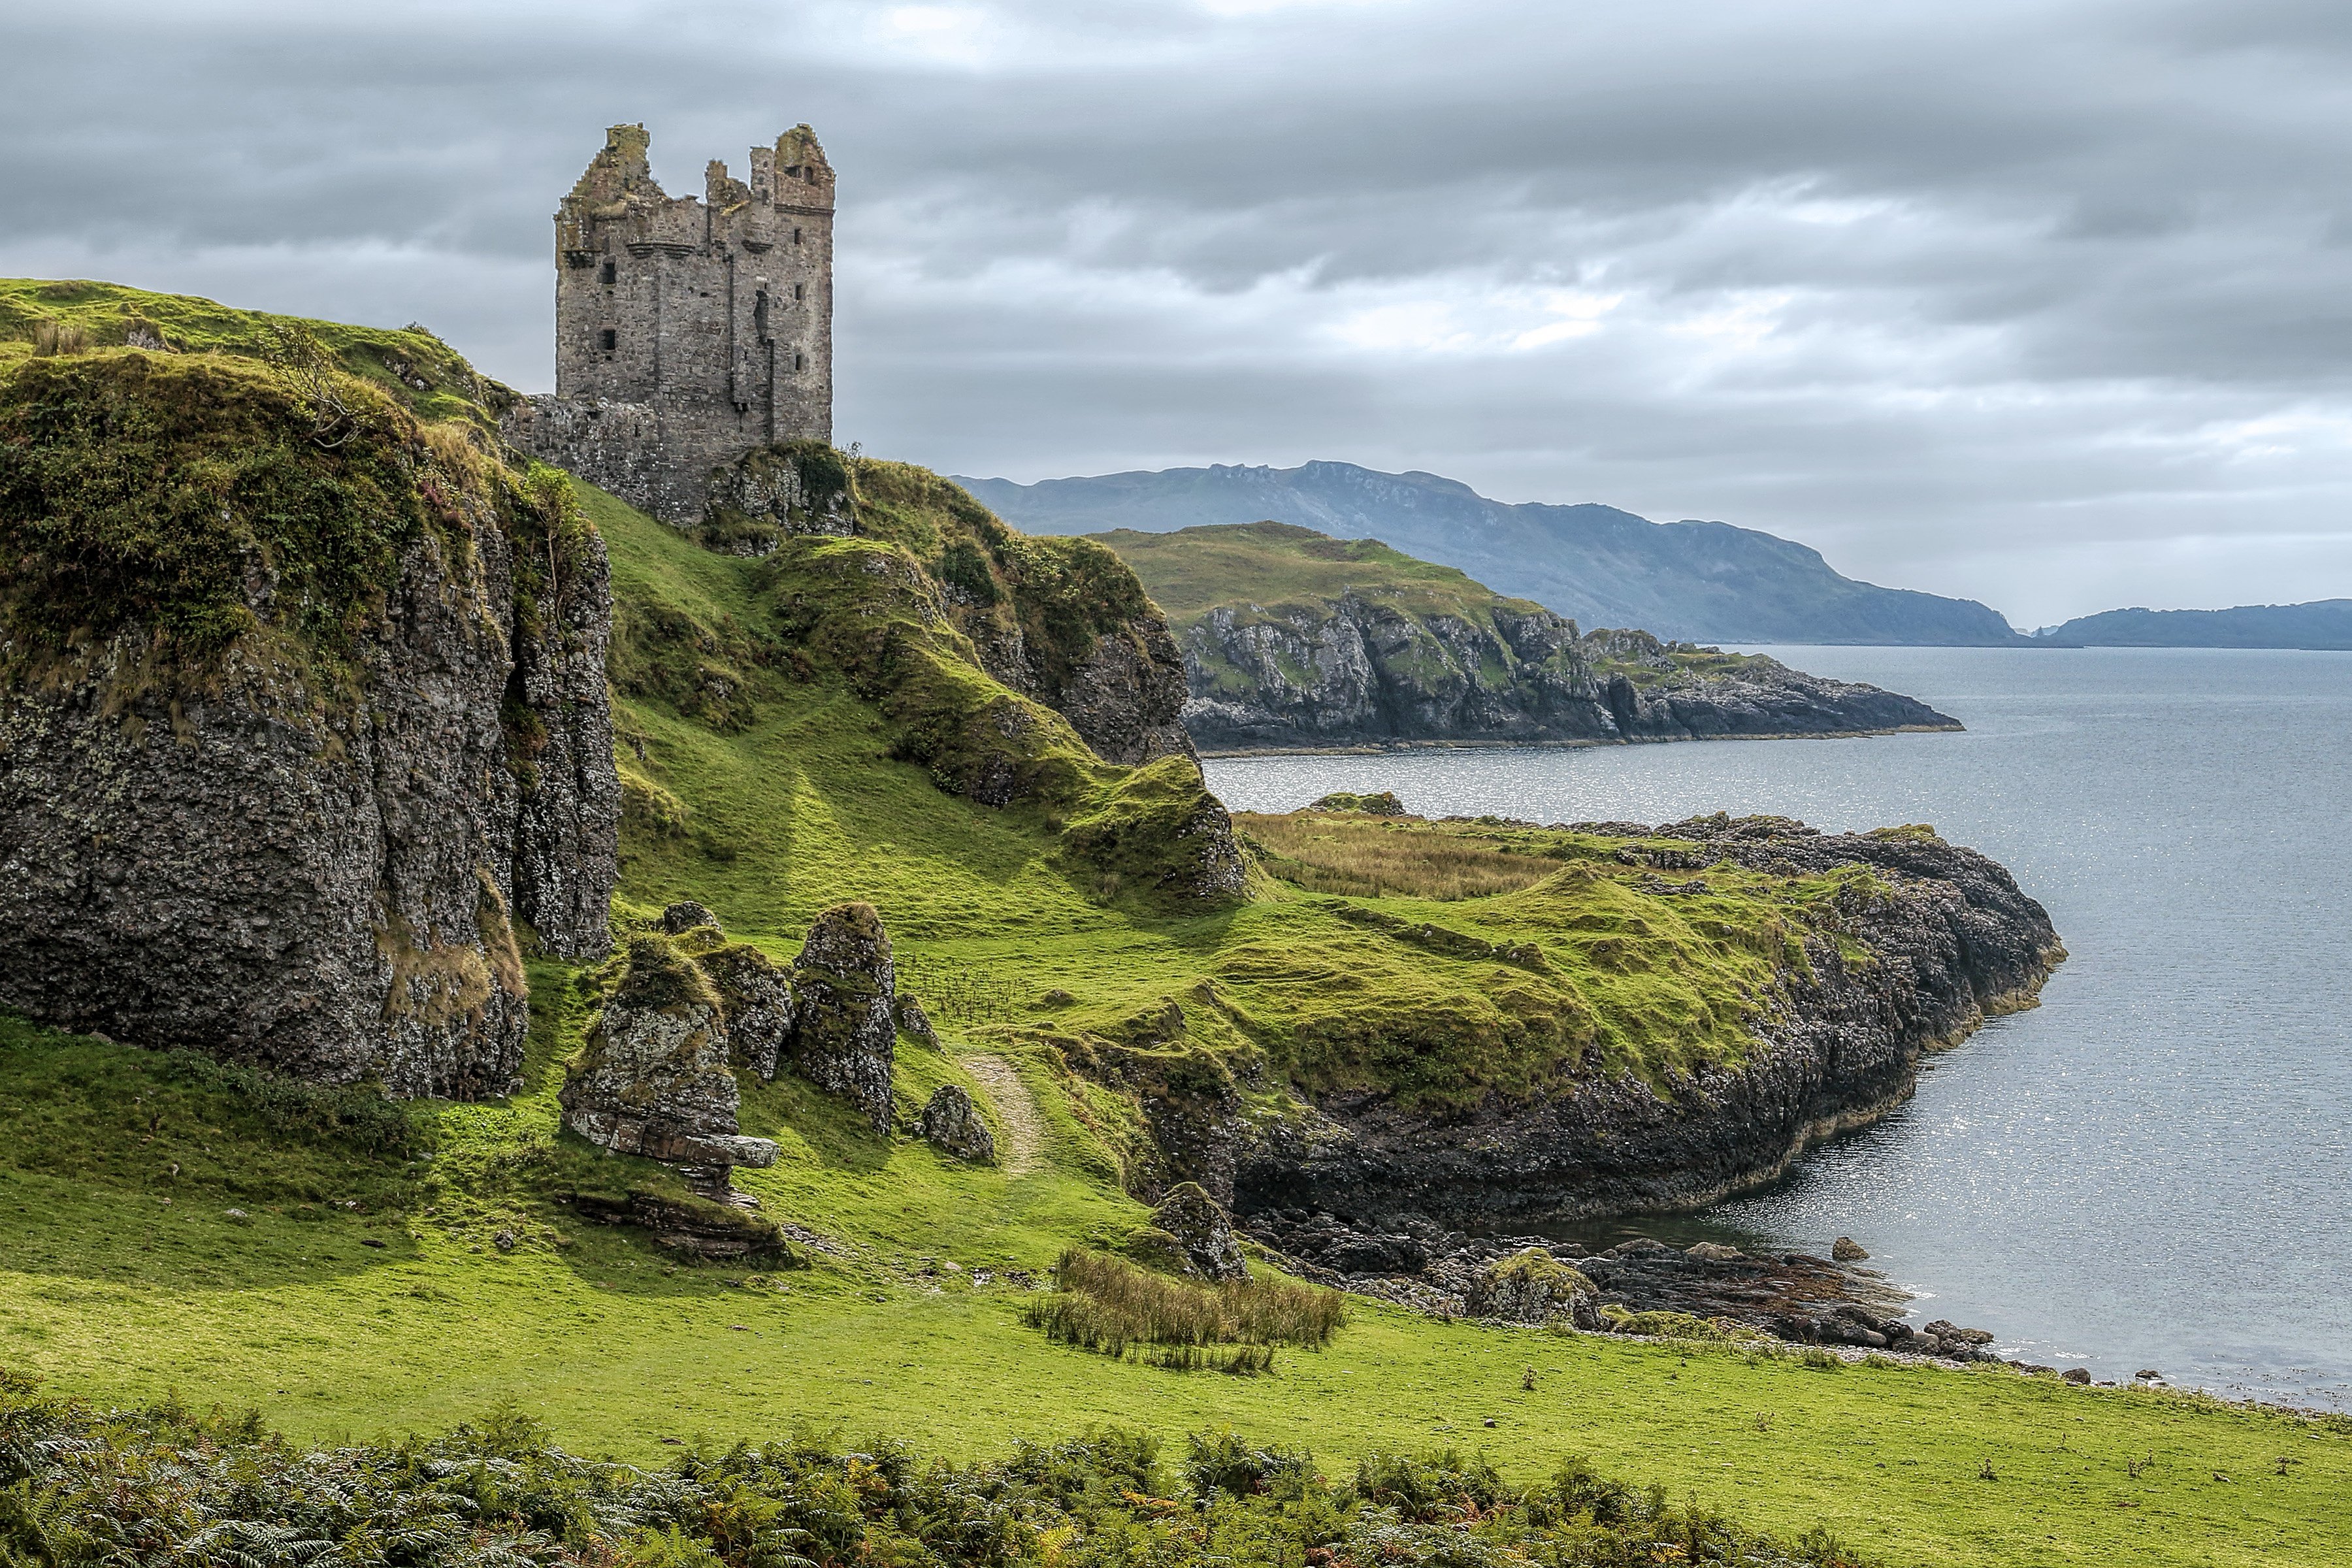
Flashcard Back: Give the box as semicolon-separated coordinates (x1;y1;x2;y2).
2034;600;2352;649
956;460;2023;646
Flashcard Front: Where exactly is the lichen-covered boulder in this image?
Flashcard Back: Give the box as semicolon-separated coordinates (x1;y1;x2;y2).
660;900;721;935
1149;1181;1247;1282
560;935;776;1173
1465;1247;1597;1326
917;1084;994;1162
694;941;795;1081
895;995;941;1051
789;902;896;1132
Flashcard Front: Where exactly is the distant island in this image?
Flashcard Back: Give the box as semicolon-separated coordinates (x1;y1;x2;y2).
958;459;2024;647
2034;599;2352;649
1094;520;1961;751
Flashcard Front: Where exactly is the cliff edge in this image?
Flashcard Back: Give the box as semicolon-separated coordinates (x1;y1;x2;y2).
0;293;619;1095
1092;522;1960;751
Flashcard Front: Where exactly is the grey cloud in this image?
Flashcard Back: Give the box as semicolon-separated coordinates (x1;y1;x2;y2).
6;0;2352;623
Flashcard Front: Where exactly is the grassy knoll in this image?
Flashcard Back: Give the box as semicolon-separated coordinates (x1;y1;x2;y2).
0;276;502;427
1092;518;1784;689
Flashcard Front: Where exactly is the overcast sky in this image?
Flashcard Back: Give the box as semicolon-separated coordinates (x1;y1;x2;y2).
7;0;2352;626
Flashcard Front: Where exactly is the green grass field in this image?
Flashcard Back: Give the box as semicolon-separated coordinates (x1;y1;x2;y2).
4;1004;2347;1567
1;289;2347;1563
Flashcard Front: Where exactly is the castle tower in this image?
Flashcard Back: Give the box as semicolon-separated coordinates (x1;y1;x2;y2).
504;123;836;524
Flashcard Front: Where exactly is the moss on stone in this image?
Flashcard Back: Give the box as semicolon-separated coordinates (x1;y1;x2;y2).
610;934;723;1018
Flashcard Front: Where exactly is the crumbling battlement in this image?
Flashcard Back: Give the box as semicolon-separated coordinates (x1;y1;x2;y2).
503;123;835;524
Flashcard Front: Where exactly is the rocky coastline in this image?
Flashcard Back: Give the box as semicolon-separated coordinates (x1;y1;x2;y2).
1209;813;2062;1234
1180;617;1962;754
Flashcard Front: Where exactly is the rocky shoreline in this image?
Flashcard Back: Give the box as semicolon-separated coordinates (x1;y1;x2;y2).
1195;722;1963;758
1248;1220;2176;1389
1180;621;1963;753
1217;814;2064;1230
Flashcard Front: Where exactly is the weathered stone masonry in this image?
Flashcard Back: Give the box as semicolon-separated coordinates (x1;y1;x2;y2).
504;123;835;524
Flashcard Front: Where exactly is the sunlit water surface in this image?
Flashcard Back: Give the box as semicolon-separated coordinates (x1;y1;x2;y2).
1203;647;2352;1409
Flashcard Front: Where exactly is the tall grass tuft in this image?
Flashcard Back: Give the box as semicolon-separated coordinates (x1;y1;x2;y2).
1024;1248;1343;1371
31;320;90;357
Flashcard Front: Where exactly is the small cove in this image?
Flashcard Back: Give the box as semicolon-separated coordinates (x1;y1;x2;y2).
1203;645;2352;1409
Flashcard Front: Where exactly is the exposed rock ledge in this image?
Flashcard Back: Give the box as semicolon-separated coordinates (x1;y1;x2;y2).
1222;815;2063;1233
1181;617;1961;753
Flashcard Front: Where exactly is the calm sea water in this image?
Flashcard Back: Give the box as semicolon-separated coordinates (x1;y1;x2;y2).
1202;647;2352;1409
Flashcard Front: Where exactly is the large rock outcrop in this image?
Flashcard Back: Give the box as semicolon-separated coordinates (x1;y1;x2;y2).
0;352;620;1096
1226;817;2062;1231
788;902;898;1132
1178;606;1957;751
559;935;777;1174
1088;520;1960;753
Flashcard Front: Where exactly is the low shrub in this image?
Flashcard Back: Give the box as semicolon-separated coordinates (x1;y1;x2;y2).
1598;1305;1771;1345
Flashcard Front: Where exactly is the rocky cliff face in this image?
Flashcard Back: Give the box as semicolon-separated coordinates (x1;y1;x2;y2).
0;351;619;1096
1180;604;1957;751
1222;817;2061;1232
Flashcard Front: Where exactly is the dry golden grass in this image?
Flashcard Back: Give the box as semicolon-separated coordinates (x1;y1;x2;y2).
1237;811;1558;901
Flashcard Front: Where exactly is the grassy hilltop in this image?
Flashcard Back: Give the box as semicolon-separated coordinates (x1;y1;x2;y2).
1097;518;1776;692
0;283;2347;1566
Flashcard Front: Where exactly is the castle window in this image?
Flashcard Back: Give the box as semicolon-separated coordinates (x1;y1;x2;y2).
793;227;802;245
599;329;617;352
793;282;805;302
600;259;616;286
795;351;806;372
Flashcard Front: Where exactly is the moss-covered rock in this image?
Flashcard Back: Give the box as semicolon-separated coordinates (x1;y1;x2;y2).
1147;1181;1247;1282
1311;791;1408;816
559;936;775;1174
789;902;896;1133
1123;1224;1199;1277
0;336;617;1096
916;1084;994;1163
1465;1247;1598;1326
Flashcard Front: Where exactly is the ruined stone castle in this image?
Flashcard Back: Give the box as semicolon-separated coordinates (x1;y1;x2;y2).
504;123;835;523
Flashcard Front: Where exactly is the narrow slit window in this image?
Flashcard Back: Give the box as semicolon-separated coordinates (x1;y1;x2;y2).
794;351;806;372
600;259;616;286
793;282;805;302
599;329;617;351
792;227;802;245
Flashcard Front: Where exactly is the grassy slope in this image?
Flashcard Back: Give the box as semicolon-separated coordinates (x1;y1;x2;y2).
5;484;2346;1565
0;291;2344;1562
0;277;503;427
